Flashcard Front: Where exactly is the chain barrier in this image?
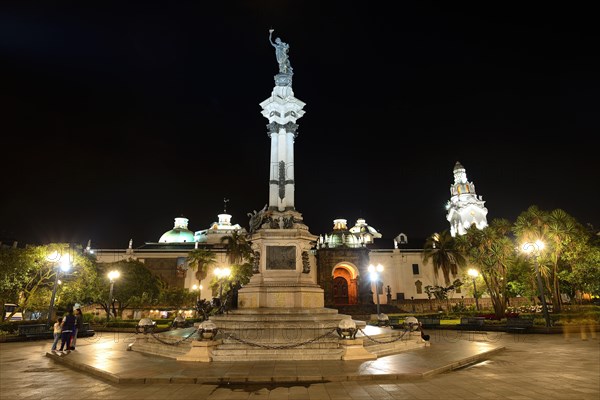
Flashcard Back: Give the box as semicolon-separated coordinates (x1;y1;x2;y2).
219;327;339;350
140;325;413;348
357;327;411;344
147;327;199;346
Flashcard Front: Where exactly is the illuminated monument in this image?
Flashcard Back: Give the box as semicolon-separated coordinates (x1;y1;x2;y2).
445;161;488;237
233;30;323;310
206;30;362;361
132;31;425;362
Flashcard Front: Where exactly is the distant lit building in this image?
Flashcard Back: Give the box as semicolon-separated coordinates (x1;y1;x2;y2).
314;218;465;310
315;218;380;306
94;162;493;312
445;161;488;237
95;211;245;297
159;217;195;243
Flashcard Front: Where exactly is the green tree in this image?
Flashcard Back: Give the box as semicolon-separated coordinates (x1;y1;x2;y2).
0;246;37;320
158;287;196;312
561;237;600;301
545;209;578;312
456;220;514;318
95;260;163;319
0;243;99;321
186;249;216;299
505;253;538;304
217;232;254;308
220;231;252;265
422;230;467;285
513;206;587;313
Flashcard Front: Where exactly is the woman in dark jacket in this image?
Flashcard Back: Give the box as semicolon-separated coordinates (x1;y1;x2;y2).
58;309;76;352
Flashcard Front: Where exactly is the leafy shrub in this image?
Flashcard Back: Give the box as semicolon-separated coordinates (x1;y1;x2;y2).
0;322;18;334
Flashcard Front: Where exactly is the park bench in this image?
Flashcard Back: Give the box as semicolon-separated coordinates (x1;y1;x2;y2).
17;323;94;340
505;318;534;333
18;324;52;340
388;317;404;329
389;317;441;329
78;323;95;337
420;318;441;328
460;317;486;329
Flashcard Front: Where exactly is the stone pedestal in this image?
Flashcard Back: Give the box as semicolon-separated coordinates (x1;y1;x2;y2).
238;211;324;309
237;279;324;308
177;339;221;362
209;308;352;361
210;210;367;361
340;338;377;360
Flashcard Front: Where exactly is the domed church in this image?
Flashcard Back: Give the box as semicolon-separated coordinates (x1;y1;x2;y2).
159;217;195;243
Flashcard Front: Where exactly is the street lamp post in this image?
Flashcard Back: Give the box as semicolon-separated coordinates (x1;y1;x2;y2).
192;284;203;317
468;268;480;311
47;250;71;323
522;240;551;328
107;270;120;322
368;264;384;316
192;284;203;302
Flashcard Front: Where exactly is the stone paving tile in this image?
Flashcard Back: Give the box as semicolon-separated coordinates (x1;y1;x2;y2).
3;331;599;399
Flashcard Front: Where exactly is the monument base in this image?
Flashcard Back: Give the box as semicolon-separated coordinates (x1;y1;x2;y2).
130;322;427;362
340;338;377;360
238;274;325;308
208;307;352;361
176;339;221;362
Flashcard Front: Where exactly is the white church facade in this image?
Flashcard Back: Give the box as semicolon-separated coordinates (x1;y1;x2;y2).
94;161;490;311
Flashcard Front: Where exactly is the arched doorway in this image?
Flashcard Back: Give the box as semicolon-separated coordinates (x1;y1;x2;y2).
333;276;349;304
332;264;359;305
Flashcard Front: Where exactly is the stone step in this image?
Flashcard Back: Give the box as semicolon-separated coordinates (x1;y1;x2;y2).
215;342;340;350
130;337;192;359
210;348;346;362
365;339;424;356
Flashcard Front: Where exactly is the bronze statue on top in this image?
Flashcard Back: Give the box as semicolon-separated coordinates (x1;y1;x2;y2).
269;29;293;74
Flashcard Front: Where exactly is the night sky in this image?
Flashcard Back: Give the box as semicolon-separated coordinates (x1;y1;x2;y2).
1;1;599;249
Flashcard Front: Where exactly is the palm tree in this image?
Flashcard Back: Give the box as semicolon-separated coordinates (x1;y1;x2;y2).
456;220;514;318
513;205;553;306
546;209;577;313
220;231;252;265
513;206;580;313
219;231;254;309
186;249;216;298
422;230;467;286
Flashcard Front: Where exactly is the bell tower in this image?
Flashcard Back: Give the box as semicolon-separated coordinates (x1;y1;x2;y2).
446;161;488;237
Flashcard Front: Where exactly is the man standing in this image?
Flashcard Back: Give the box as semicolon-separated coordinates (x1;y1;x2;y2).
71;308;84;350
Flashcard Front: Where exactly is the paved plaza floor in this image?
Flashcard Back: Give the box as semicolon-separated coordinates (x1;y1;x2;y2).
1;328;598;399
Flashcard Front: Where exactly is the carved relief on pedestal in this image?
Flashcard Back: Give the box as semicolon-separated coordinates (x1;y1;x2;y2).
266;246;296;270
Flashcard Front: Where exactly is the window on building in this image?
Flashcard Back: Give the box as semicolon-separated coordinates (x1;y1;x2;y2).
415;280;422;294
396;293;405;300
412;263;419;275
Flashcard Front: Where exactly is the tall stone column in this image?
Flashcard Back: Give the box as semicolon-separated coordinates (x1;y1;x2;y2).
261;83;305;212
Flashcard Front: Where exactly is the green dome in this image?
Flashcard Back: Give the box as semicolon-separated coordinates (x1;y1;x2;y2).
159;228;194;243
159;217;194;243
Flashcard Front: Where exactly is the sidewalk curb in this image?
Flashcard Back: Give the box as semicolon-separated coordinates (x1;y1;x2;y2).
45;345;506;384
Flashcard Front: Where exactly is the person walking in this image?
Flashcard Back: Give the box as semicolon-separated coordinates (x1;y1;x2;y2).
71;308;84;350
51;317;63;351
58;309;75;353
